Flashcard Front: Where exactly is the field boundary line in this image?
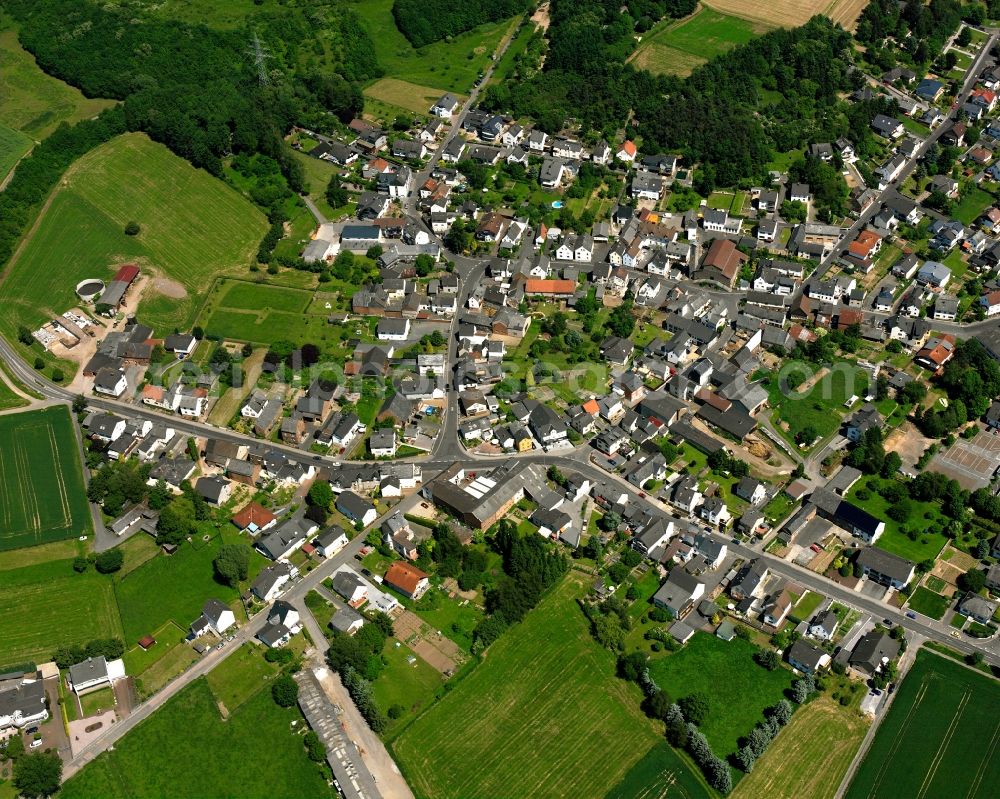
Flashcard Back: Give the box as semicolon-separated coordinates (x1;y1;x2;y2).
966;713;1000;799
625;4;704;64
47;421;72;527
0;446;10;529
13;427;40;537
915;689;971;799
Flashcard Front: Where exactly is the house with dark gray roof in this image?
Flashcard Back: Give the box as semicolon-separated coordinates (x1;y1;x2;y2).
855;547;914;589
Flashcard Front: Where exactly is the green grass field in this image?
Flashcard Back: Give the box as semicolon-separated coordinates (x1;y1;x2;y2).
845;649;1000;799
0;133;266;350
732;696;868;799
114;536;242;644
353;0;515;94
0;121;31;178
0;370;28;410
906;586;952;620
953;186;995;226
630;7;769;76
79;686;116;718
0;24;115;141
604;741;713;799
0;406;92;551
218;280;312;313
845;482;948;563
204;644;279;712
59;678;332;799
647;632;795;761
373;639;445;739
393;576;666;799
604;740;713;799
790;590;825;621
769;361;869;447
364;77;451;117
0;558;123;665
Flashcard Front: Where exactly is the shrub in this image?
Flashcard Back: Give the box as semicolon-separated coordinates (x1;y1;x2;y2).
94;549;124;574
271;675;299;707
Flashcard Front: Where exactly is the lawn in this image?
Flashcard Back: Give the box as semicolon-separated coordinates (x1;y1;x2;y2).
845;482;949;563
198;276;364;350
205;643;279;712
0;132;267;354
393;575;666;799
0;121;31;178
59;678;332;799
647;632;795;760
114;536;242;644
763;492;799;525
0;558;123;666
412;590;483;652
604;741;713;799
353;0;515;94
731;696;868;799
906;586;952;620
768;361;868;447
953;186;995;225
372;639;445;739
364;77;451;117
0;406;92;551
630;7;771;76
217;280;312;313
79;686;116;718
290;149;345;205
845;649;1000;799
0;24;115;141
943;246;969;280
790;590;825;621
121;621;189;676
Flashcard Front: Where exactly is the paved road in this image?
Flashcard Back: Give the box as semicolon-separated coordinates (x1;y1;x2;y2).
7;22;1000;785
803;31;998;289
63;494;405;776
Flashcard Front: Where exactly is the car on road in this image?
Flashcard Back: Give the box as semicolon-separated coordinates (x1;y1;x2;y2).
883;618;893;626
951;630;961;638
905;611;917;619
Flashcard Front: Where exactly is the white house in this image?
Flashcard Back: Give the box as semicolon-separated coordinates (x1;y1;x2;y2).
431;93;459;118
315;526;349;558
376;318;411;341
67;656;125;695
94;367;128;397
0;677;49;732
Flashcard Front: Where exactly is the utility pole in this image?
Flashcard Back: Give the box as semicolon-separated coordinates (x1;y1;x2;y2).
248;30;272;86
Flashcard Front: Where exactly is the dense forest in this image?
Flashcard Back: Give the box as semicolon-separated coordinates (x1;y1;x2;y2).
856;0;969;65
4;0;373;181
393;0;533;47
483;0;858;189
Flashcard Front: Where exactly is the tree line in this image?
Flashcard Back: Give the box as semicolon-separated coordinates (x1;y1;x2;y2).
393;0;533;48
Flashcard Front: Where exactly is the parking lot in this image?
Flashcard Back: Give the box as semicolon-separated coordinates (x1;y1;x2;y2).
930;427;1000;489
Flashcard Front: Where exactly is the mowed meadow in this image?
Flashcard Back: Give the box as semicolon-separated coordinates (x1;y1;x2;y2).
0;132;266;344
0;557;123;666
629;1;867;77
392;575;669;799
0;22;115;141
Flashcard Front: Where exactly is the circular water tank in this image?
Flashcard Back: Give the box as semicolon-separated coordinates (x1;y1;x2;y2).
76;279;105;302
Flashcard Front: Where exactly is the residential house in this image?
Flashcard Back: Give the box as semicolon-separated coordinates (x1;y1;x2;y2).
855;547;915;589
652;569;705;618
384;561;430;600
336;491;378;528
